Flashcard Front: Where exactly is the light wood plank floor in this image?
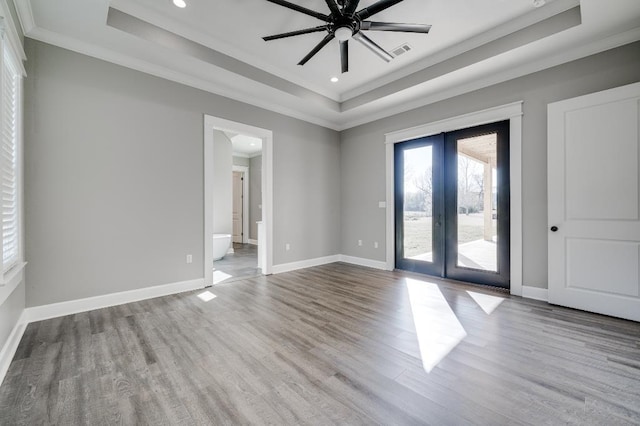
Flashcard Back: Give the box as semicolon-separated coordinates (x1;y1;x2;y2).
1;263;639;425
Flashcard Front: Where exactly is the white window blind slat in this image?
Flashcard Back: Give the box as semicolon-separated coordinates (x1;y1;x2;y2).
2;47;19;272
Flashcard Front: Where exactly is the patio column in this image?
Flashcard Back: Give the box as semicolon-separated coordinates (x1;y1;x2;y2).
483;160;494;241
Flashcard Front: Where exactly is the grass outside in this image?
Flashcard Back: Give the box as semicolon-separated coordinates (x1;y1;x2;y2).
403;213;495;258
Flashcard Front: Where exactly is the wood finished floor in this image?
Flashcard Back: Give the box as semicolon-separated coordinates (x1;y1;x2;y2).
213;243;260;282
1;263;639;425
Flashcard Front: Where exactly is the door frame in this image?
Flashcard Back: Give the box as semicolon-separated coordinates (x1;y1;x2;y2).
385;102;524;296
232;165;250;244
204;115;273;284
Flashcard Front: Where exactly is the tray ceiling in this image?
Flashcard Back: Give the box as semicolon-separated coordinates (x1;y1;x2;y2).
14;0;640;129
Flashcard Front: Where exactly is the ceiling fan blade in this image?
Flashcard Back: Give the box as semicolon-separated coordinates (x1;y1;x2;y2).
265;0;329;22
298;33;335;66
263;26;328;41
343;0;361;16
325;0;342;17
340;40;348;73
361;21;431;33
352;32;393;62
356;0;406;20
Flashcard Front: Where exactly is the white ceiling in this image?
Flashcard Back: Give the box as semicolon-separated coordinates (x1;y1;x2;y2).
227;133;263;158
14;0;640;130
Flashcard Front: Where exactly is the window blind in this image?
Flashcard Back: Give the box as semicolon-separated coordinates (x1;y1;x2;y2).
2;49;18;272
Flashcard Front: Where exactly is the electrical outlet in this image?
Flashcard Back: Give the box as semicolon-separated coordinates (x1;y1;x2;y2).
186;254;193;264
374;242;379;249
285;243;290;251
358;240;363;246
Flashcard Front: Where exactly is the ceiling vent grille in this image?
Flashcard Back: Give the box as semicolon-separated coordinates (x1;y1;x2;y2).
391;43;412;58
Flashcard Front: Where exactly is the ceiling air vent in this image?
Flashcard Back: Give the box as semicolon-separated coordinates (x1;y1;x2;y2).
391;43;412;58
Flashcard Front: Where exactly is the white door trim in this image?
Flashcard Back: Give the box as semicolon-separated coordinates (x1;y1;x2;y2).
204;115;273;285
232;165;250;244
384;101;524;296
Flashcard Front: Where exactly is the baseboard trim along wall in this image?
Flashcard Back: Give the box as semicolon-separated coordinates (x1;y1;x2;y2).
0;310;28;386
248;239;258;245
271;254;388;274
25;278;205;323
271;255;341;274
338;255;387;270
521;286;549;302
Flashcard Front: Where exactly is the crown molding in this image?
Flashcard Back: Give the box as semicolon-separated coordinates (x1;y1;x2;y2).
335;25;640;130
109;0;339;102
340;0;582;102
0;0;26;74
15;0;640;131
25;26;343;130
12;0;34;36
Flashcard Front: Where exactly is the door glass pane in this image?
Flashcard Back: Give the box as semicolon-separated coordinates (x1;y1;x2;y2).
456;134;498;271
403;146;433;261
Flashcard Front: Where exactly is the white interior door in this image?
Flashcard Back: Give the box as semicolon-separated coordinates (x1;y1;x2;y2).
548;82;640;322
232;171;243;243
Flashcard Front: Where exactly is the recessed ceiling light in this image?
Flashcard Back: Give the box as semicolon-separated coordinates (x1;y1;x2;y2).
250;143;256;146
330;77;339;83
173;0;186;8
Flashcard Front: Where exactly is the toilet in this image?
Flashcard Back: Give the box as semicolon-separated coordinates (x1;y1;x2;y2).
212;234;232;260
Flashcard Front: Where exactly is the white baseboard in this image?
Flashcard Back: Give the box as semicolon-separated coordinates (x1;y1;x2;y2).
272;255;341;274
272;254;391;274
522;286;549;302
339;255;387;270
0;309;27;386
227;247;235;254
25;278;205;323
248;239;258;245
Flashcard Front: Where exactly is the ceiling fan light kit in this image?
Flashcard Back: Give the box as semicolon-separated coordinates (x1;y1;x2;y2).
335;27;353;41
262;0;431;74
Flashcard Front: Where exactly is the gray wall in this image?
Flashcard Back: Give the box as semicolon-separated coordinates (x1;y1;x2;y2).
213;130;233;235
340;41;640;289
24;39;340;307
249;155;262;240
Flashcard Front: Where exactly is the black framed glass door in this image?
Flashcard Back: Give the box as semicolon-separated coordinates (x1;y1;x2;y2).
394;134;444;276
394;120;510;289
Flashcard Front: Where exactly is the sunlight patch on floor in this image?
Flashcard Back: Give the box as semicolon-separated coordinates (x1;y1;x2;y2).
213;270;233;284
406;278;467;373
197;290;217;302
466;290;504;315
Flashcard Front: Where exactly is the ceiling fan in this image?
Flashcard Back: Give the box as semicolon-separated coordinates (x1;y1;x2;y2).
262;0;431;73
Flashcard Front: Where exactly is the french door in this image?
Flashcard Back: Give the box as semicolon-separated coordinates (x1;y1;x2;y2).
395;121;510;288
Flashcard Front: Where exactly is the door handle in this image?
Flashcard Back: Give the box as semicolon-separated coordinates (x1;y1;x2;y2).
550;226;558;232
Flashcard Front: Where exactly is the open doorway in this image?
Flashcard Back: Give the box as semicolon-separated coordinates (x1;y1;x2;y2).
204;115;273;286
